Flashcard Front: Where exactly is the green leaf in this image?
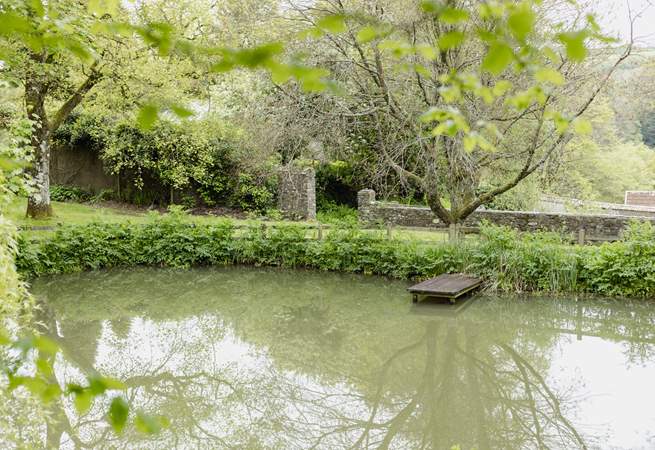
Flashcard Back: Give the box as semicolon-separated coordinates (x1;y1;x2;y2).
420;0;440;13
542;46;560;64
463;135;477;152
433;120;459;137
137;104;158;130
557;32;587;62
88;0;119;16
0;12;33;35
233;43;284;68
317;15;347;33
135;412;169;434
476;86;494;104
34;336;59;355
507;3;535;42
40;383;62;403
29;0;45;17
413;64;431;78
0;329;9;345
35;358;54;378
478;2;505;19
438;31;465;51
573;118;592;135
170;105;194;119
74;389;93;414
268;62;292;84
416;44;438;60
439;7;470;24
546;110;571;134
378;40;413;58
439;85;461;103
289;66;330;93
482;43;513;75
356;26;378;44
492;80;513;96
535;67;564;85
108;397;129;433
66;41;94;63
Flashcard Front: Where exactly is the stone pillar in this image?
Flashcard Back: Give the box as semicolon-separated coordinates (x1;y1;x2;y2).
357;189;376;223
277;167;316;220
358;189;376;206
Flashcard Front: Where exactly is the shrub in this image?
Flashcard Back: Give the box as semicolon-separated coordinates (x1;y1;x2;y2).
317;201;358;226
50;185;92;202
231;174;275;213
579;221;655;297
56;111;275;211
15;220;655;298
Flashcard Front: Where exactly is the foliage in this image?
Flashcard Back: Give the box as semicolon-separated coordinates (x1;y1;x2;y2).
640;109;655;149
317;201;358;226
53;111;111;153
478;179;540;211
315;160;360;208
55;111;276;211
581;221;655;297
50;185;92;203
255;0;626;225
546;95;655;202
232;173;276;212
15;216;655;298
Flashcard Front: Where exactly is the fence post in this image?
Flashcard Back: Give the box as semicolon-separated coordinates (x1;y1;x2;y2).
386;223;392;239
577;228;586;245
317;223;323;240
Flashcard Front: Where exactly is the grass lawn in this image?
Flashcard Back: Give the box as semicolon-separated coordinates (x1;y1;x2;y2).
7;197;458;243
7;198;151;226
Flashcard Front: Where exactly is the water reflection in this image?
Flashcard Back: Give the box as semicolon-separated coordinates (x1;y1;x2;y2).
23;267;655;449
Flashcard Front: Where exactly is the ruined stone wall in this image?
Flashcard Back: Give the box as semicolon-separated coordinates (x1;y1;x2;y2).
358;189;655;239
277;167;316;220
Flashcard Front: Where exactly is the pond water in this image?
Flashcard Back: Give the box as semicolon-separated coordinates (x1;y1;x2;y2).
28;266;655;449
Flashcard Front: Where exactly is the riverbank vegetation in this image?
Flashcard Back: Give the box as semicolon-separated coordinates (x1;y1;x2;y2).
2;0;655;445
16;211;655;298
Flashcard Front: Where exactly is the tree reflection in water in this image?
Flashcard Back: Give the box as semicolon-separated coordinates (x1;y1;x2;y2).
22;267;655;449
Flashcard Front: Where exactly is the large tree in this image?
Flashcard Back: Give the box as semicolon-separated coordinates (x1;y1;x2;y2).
1;0;302;218
276;0;634;229
1;1;114;218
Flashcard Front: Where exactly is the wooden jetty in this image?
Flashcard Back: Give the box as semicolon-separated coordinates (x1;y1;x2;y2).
408;273;482;304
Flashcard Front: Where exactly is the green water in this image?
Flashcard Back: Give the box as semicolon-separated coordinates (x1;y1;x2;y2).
27;267;655;449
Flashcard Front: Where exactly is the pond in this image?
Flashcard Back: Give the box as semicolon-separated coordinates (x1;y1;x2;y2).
26;266;655;449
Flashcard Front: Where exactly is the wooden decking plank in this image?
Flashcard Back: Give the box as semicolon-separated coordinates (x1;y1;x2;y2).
408;273;482;304
408;274;481;296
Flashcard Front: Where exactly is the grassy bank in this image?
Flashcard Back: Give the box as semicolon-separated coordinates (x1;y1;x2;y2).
15;210;655;298
9;198;458;242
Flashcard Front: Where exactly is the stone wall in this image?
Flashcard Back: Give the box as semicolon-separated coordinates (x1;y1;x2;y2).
358;189;655;239
625;191;655;208
277;167;316;220
51;145;117;192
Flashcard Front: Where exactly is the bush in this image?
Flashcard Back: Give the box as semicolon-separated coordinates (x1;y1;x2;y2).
56;111;276;211
579;221;655;297
231;173;275;213
15;219;655;298
317;201;358;225
50;185;92;202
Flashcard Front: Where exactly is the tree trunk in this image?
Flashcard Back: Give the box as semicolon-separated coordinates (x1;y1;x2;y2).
25;77;53;219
